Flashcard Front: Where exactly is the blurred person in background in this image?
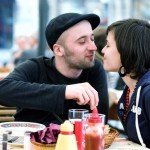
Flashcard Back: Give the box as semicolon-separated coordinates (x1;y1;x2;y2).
94;26;106;62
17;32;54;65
0;13;109;126
12;35;29;65
102;18;150;148
28;32;38;49
16;33;38;65
2;35;29;73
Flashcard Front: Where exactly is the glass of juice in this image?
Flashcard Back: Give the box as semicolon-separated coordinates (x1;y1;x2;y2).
68;109;89;150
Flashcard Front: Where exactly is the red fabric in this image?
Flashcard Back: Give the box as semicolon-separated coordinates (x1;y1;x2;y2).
30;123;60;144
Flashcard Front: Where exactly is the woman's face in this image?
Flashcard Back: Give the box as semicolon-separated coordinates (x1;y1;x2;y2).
102;30;122;72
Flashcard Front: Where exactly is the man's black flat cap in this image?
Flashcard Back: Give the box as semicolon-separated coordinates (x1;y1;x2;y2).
45;13;100;50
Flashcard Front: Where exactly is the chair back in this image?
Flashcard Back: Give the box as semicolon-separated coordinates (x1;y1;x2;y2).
0;105;16;122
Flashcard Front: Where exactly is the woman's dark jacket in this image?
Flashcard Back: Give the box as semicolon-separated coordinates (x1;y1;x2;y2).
117;71;150;148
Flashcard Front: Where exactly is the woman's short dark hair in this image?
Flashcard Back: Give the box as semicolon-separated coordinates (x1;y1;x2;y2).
107;19;150;79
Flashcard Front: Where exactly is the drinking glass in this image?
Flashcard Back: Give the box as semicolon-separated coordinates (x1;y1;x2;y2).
68;109;89;150
68;109;89;124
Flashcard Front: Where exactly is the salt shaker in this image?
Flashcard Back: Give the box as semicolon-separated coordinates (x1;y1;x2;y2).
24;131;32;150
2;132;8;150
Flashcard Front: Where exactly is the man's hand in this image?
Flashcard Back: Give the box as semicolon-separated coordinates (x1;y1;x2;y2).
65;82;99;110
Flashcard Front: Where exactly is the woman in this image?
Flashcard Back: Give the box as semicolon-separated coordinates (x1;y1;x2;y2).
102;18;150;148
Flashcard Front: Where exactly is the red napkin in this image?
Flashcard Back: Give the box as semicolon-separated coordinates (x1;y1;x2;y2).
30;123;60;144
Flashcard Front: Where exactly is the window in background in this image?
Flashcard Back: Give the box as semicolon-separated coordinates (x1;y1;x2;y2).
57;0;108;26
0;0;15;49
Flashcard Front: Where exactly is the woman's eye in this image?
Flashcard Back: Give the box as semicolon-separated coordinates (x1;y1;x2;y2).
106;44;109;48
91;38;95;42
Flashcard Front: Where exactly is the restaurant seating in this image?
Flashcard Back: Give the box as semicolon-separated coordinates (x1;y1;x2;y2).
108;103;118;120
0;66;11;80
0;105;16;122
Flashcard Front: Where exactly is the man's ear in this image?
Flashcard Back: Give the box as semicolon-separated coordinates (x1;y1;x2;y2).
53;44;64;56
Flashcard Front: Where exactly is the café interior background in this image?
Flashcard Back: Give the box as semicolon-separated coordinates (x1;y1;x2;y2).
0;0;150;65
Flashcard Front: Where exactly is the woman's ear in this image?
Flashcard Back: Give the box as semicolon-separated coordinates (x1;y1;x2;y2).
53;44;64;56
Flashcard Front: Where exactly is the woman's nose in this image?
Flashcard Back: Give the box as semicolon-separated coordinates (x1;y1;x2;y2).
101;45;106;54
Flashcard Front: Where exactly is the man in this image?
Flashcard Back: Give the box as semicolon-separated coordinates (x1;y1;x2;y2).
0;13;109;126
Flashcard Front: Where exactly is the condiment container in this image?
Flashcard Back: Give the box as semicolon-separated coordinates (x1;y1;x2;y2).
84;108;105;150
24;131;32;150
2;132;8;150
74;121;87;150
55;120;78;150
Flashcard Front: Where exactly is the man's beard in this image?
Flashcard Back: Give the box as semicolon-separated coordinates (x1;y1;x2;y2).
63;45;95;69
64;54;95;70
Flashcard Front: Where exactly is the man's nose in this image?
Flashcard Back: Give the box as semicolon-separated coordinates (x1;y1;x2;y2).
88;41;97;51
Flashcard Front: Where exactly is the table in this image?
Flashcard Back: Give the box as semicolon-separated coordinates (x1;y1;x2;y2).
0;72;10;80
0;66;10;80
106;137;150;150
0;145;23;150
1;137;149;150
7;140;150;150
